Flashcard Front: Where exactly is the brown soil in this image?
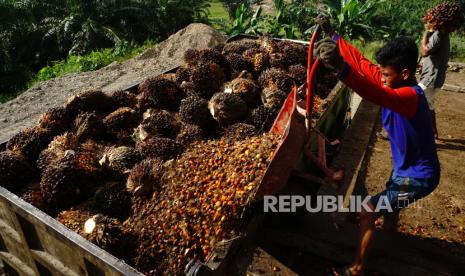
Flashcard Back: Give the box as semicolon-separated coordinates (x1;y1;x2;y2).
363;68;465;247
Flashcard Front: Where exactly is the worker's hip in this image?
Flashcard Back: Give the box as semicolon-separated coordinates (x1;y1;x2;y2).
419;82;439;110
370;172;440;213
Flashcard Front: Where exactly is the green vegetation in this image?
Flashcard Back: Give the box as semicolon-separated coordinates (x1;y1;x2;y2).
450;33;465;62
1;0;210;101
33;40;155;84
1;0;464;104
208;0;229;21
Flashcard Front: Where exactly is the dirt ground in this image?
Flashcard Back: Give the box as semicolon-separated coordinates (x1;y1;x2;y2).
363;69;465;248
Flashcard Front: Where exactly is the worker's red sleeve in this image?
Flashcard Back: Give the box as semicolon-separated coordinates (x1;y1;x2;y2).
333;35;419;119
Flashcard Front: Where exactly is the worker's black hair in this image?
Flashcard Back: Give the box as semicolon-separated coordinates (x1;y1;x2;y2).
375;36;418;74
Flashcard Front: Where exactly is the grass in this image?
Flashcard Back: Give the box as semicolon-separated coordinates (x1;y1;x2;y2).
207;0;229;21
206;0;230;30
450;33;465;62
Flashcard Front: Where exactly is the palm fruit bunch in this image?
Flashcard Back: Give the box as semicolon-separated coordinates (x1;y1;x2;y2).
278;40;308;66
248;51;271;74
110;90;138;109
288;64;307;85
36;132;80;171
65;89;114;116
258;68;295;93
176;123;204;146
247;105;277;132
0;151;37;193
127;134;279;275
6;126;54;162
261;85;288;110
136;109;180;140
175;66;191;84
208;93;248;126
189;62;225;99
38;106;73;135
222;39;259;55
73;111;106;142
179;81;197;97
259;35;278;54
198;48;232;80
103;107;141;141
225;54;254;73
135;137;183;161
226;76;260;106
137;75;184;111
183;48;200;65
20;183;47;211
95;181;132;220
40;151;103;211
126;158;164;196
179;96;214;130
57;211;133;260
99;146;141;175
269;52;287;69
423;2;463;32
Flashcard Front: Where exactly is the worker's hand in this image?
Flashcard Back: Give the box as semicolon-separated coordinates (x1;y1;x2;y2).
314;38;344;72
315;13;333;35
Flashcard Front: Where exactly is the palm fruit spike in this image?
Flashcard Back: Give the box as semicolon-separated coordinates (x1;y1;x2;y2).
175;123;204;146
0;150;37;193
198;48;232;80
65;89;115;115
259;35;278;54
225;76;260;106
247;105;276;132
36;132;79;171
222;123;258;141
208;93;248;126
38;106;72;135
135;137;183;161
179;96;213;130
6;126;54;162
222;39;259;55
137;110;180;140
73;111;106;142
110;90;137;109
57;211;130;260
261;85;288;110
226;53;254;73
99;146;141;174
137;76;184;111
40;151;102;211
258;67;295;93
288;64;307;85
103;107;141;136
126;158;164;196
189;62;225;99
175;66;191;84
95;181;132;219
423;2;463;33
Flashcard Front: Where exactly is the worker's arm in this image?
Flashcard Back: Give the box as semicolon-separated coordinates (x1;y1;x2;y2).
421;30;441;57
331;35;419;118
